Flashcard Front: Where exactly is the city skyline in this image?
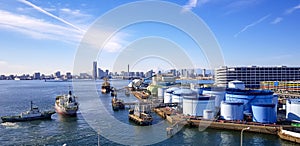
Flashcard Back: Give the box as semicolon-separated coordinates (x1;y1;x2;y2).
0;0;300;75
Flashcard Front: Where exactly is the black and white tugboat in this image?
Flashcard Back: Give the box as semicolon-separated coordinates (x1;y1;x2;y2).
1;101;55;122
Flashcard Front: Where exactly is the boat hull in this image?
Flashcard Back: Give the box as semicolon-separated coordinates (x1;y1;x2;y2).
1;111;55;122
55;104;78;116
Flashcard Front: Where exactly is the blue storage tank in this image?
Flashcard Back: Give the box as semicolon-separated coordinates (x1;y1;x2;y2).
286;99;300;122
220;101;244;120
202;87;226;108
225;89;277;113
252;104;277;123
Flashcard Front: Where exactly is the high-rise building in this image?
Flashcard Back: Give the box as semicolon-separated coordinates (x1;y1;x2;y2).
33;72;41;80
215;66;300;88
66;72;72;79
93;61;97;80
55;71;61;78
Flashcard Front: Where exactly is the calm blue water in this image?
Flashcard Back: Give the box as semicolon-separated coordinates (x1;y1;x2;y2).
0;80;295;145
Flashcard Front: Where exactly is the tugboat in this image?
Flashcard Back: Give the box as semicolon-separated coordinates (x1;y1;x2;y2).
1;101;55;122
128;104;153;126
55;90;79;116
101;78;111;94
111;97;125;111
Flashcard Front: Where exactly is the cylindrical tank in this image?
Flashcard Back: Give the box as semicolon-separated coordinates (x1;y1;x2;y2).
172;88;197;103
252;104;277;123
225;89;276;113
191;87;203;95
203;109;214;120
220;101;244;120
228;80;245;90
158;87;168;99
164;87;180;103
286;99;300;121
183;95;215;117
202;87;225;108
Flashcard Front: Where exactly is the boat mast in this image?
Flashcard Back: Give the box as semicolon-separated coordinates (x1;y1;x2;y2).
30;101;33;110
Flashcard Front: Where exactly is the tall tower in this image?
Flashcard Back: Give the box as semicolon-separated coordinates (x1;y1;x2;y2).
93;61;97;80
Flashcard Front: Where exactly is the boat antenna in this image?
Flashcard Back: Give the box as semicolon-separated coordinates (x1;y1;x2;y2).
31;101;33;110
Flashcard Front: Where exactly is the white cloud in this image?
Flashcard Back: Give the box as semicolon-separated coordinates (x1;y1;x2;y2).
271;3;300;25
58;8;94;29
182;0;198;12
0;10;83;42
103;32;131;53
234;14;270;38
18;0;85;32
271;17;283;24
285;4;300;14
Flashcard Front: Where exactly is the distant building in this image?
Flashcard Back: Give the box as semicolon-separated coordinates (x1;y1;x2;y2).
93;61;97;80
98;68;106;79
34;72;41;80
66;72;72;79
55;71;61;78
145;70;154;78
215;66;300;88
79;73;91;79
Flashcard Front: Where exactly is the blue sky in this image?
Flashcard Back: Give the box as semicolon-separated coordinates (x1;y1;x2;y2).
0;0;300;75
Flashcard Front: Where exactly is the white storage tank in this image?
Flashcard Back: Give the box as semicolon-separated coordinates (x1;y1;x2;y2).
203;109;214;120
202;87;225;108
228;80;245;90
172;88;197;103
183;95;215;117
286;99;300;122
220;101;244;120
158;87;168;100
164;87;180;103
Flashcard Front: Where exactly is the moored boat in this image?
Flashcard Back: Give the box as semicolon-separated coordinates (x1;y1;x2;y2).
128;104;153;126
1;101;55;122
55;90;79;116
101;78;111;94
112;97;125;111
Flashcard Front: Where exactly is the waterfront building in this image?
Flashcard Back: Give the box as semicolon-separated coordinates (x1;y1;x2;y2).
66;72;72;79
260;81;300;92
215;66;300;88
98;68;105;79
55;71;61;78
93;61;97;80
33;72;41;80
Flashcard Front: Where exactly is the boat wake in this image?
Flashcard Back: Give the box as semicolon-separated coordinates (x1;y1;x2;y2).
0;122;20;129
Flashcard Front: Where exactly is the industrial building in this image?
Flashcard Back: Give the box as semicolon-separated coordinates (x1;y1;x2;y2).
261;81;300;92
215;66;300;89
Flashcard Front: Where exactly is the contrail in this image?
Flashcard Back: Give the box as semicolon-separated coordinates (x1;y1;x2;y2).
234;14;270;38
19;0;85;33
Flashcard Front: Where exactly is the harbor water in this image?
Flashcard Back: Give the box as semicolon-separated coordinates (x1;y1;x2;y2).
0;80;295;145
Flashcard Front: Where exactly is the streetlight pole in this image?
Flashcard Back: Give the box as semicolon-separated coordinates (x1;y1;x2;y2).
240;127;250;146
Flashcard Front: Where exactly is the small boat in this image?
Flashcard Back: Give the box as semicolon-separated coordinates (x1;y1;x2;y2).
1;101;55;122
110;87;117;97
128;104;153;126
55;90;79;116
101;78;111;94
111;97;125;111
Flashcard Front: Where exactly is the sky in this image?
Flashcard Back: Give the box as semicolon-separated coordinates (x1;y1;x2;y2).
0;0;300;75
